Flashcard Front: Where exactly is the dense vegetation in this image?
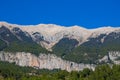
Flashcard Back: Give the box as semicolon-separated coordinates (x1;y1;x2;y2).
53;38;79;56
0;40;7;51
0;61;120;80
4;41;49;56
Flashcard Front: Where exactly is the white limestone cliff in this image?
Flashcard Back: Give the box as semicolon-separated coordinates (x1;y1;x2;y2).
0;51;95;72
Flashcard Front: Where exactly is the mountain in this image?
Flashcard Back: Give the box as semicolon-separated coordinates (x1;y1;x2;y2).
0;21;120;71
0;22;119;49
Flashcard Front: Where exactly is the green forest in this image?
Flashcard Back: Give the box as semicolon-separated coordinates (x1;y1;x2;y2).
3;41;49;56
0;61;120;80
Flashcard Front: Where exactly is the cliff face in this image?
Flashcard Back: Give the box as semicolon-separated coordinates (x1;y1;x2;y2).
0;52;95;72
0;51;120;71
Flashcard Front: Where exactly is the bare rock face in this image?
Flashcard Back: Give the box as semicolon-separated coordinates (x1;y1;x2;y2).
99;51;120;64
0;52;95;72
99;55;109;63
109;51;120;64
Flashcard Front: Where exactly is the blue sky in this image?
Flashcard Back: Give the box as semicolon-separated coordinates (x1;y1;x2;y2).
0;0;120;28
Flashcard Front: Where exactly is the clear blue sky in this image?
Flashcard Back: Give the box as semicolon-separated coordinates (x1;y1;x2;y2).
0;0;120;28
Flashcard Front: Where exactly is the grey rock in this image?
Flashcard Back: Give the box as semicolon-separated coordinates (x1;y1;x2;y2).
0;51;95;72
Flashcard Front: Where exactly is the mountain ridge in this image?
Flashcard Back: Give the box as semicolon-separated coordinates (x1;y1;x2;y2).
0;21;120;30
0;21;120;50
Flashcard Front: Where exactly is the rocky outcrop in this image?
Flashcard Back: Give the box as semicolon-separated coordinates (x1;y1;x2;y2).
0;52;95;72
99;55;109;63
99;51;120;64
109;51;120;64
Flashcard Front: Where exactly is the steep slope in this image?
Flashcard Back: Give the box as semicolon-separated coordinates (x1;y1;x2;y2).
20;25;92;50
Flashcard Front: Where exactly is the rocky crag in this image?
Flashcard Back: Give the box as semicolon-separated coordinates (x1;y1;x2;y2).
0;51;95;72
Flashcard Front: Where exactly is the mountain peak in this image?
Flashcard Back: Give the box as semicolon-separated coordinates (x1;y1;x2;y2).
0;21;120;50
